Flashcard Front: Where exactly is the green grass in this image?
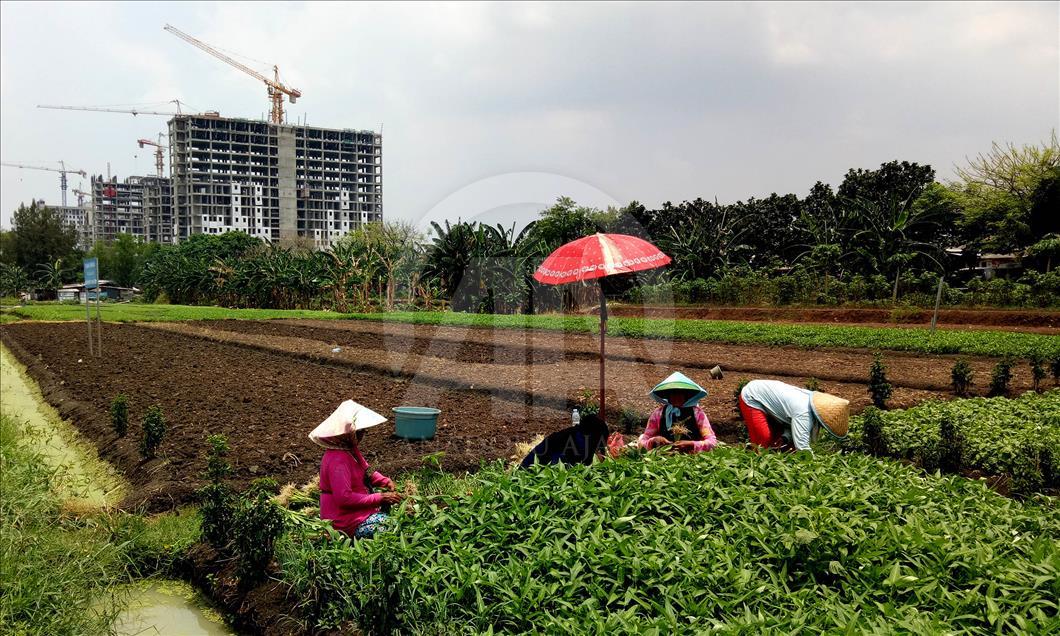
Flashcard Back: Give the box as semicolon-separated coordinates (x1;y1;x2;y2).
3;302;346;323
4;303;1057;358
279;448;1060;634
0;414;127;634
0;413;201;634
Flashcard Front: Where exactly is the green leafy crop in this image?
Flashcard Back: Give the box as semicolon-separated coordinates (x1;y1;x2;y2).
845;390;1060;494
282;449;1060;634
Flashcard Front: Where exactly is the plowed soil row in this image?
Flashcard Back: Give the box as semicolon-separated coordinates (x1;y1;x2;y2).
192;318;1033;394
1;322;570;511
141;320;970;435
607;305;1060;331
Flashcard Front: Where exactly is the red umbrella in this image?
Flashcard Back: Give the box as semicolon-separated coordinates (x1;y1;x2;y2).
533;233;671;419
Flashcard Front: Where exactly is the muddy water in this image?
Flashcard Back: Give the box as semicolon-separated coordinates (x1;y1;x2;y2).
1;345;234;635
115;581;233;636
0;345;125;506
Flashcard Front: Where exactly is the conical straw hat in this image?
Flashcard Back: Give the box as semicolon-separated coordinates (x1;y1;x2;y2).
810;392;850;438
308;400;386;449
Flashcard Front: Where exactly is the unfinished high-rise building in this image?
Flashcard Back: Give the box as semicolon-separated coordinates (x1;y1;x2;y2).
89;175;175;245
40;203;92;250
168;114;383;248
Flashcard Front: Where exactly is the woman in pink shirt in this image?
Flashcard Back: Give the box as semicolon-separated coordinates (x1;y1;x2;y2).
309;400;405;538
638;372;717;453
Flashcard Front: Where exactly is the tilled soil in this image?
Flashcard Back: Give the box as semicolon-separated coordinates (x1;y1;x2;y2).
1;322;569;511
3;318;1031;510
184;318;1033;394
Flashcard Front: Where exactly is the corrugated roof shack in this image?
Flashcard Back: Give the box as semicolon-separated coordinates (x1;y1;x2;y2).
58;280;139;303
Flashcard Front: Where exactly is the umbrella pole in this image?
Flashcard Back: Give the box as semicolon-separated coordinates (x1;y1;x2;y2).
599;282;607;421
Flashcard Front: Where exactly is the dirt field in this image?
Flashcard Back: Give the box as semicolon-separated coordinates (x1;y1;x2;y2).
608;305;1060;332
1;318;1034;510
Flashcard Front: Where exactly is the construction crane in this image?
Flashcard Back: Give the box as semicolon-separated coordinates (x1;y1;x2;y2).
164;24;301;125
0;161;87;206
137;135;167;177
72;188;92;207
37;101;219;118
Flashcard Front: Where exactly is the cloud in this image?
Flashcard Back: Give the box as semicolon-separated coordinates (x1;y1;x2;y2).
2;1;1057;230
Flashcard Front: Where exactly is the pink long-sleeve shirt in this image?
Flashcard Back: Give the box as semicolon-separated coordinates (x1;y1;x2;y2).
638;405;718;453
319;448;393;535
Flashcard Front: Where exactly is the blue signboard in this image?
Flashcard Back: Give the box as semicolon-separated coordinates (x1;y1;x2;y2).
83;257;99;290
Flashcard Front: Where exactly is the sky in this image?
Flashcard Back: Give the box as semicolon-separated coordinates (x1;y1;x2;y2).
1;1;1057;232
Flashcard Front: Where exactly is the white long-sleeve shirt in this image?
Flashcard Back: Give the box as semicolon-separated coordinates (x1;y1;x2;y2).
740;380;820;450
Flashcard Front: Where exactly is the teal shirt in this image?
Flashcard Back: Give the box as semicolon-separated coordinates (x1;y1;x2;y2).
740;380;820;450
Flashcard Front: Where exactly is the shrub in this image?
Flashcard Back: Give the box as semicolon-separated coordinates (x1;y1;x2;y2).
804;377;821;392
950;359;974;397
1029;354;1046;393
619;407;645;435
233;478;286;585
109;394;129;438
198;434;234;549
1011;443;1046;497
139;405;166;459
860;407;886;457
733;379;750;417
937;415;963;474
867;353;893;409
988;358;1015;397
1052;355;1060;386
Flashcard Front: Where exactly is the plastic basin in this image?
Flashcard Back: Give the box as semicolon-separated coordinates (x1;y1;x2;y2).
392;407;440;440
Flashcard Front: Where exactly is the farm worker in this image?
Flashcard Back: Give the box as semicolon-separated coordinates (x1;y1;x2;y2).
638;372;718;453
309;400;405;538
738;379;849;451
520;412;610;468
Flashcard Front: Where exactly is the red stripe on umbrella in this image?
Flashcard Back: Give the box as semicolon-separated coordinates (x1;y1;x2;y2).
533;233;671;420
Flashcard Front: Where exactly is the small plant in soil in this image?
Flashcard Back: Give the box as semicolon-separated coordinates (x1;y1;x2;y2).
733;379;750;417
619;407;645;435
937;415;962;474
1010;443;1045;497
950;359;974;397
861;407;887;457
109;394;129;438
575;387;599;417
198;434;234;549
233;477;286;585
804;377;821;392
139;405;166;459
988;358;1014;397
868;353;893;410
1029;354;1046;393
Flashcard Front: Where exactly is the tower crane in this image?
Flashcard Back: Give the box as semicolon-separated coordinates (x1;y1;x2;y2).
137;134;168;177
164;24;301;124
37;101;219;118
0;161;87;206
72;188;92;207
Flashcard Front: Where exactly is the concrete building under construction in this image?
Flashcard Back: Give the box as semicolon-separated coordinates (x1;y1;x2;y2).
89;175;175;245
41;203;92;250
168;114;383;248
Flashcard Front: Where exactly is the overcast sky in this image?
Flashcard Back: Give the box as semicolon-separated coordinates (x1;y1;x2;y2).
1;1;1057;231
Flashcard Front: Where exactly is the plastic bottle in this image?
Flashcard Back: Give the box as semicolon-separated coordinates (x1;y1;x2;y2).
572;408;580;426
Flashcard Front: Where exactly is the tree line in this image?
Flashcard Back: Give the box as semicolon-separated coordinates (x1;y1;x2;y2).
1;134;1057;310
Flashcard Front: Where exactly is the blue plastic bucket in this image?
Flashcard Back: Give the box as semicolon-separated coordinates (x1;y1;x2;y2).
392;407;440;440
